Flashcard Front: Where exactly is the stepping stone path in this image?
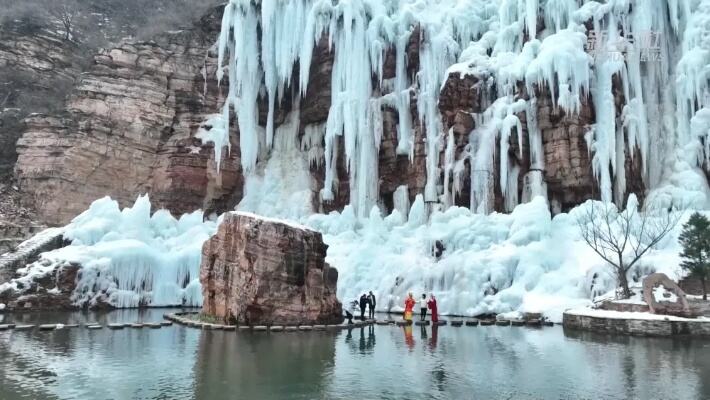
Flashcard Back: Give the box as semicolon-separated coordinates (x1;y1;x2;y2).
543;321;554;327
313;325;326;331
480;320;494;326
223;326;236;331
376;321;389;325
298;326;313;331
415;321;430;326
147;323;162;329
65;324;80;328
0;325;9;331
253;326;268;331
526;319;541;327
16;325;36;331
436;321;447;326
285;326;299;332
108;324;125;330
495;320;511;326
87;325;102;330
451;321;463;327
511;320;525;327
238;326;251;331
270;326;284;332
160;321;173;327
130;324;144;329
465;320;479;327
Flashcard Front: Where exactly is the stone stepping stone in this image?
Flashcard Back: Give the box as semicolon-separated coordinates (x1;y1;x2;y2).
0;325;9;331
130;323;144;328
395;321;410;327
313;325;326;331
511;320;525;327
16;325;36;331
495;320;511;326
64;324;80;328
415;321;430;326
376;321;389;325
525;319;542;327
238;326;251;331
223;325;236;331
269;326;284;332
436;321;447;326
147;323;162;329
543;321;554;327
160;321;173;327
87;325;102;330
451;321;464;327
253;326;268;332
298;326;313;331
284;326;299;332
108;324;125;330
200;324;215;330
465;320;479;327
480;320;495;326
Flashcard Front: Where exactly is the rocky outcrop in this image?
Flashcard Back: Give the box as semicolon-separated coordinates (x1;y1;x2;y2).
0;227;64;284
200;212;342;325
13;6;242;225
0;22;81;176
642;273;697;318
0;263;80;312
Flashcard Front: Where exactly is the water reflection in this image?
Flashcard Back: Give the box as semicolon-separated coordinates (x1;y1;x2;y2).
0;310;709;400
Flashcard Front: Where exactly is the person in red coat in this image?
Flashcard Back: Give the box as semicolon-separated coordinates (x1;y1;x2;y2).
427;294;438;323
404;293;415;322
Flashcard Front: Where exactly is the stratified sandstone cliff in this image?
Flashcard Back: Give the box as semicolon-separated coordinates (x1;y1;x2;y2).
200;212;342;325
13;7;242;225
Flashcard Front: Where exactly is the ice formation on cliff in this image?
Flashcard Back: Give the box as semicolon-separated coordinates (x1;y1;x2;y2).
205;0;710;320
1;196;217;308
8;1;710;319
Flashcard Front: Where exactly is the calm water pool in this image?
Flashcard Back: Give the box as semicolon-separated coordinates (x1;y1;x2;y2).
1;309;709;400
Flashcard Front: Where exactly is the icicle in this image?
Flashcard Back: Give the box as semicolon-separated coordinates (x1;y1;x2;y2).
393;185;411;221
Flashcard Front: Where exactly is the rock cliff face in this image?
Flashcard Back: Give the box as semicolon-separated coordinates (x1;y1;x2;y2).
200;212;342;325
13;7;242;225
7;5;652;227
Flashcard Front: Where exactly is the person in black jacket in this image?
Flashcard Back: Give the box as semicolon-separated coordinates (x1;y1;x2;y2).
367;291;376;319
359;294;367;320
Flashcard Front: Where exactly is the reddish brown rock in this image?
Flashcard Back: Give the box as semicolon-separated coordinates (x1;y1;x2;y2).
200;212;342;325
642;273;697;318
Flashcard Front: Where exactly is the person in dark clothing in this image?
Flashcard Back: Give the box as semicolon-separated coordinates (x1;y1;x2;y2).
359;294;367;320
344;310;354;324
367;291;376;319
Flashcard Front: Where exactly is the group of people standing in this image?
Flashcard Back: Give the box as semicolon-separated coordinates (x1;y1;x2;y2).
357;291;376;320
403;293;438;323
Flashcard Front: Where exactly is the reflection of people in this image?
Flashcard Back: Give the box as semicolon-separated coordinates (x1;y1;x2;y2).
420;294;428;321
429;324;438;350
404;293;415;322
367;291;376;319
404;323;414;349
427;294;438;323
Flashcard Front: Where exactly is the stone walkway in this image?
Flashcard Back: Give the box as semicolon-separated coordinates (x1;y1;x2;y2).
165;312;554;331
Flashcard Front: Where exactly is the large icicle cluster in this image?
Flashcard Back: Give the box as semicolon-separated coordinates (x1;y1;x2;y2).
215;0;492;217
1;196;218;308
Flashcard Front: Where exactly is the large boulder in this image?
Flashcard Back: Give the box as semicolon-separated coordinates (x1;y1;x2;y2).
642;273;698;318
200;212;342;325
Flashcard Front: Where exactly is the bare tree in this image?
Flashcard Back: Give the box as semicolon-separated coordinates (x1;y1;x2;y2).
575;196;683;299
47;0;82;41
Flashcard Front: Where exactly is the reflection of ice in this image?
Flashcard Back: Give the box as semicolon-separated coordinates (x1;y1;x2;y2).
0;309;199;399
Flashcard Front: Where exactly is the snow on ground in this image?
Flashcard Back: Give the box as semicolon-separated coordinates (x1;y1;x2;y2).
1;196;218;308
566;307;709;322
